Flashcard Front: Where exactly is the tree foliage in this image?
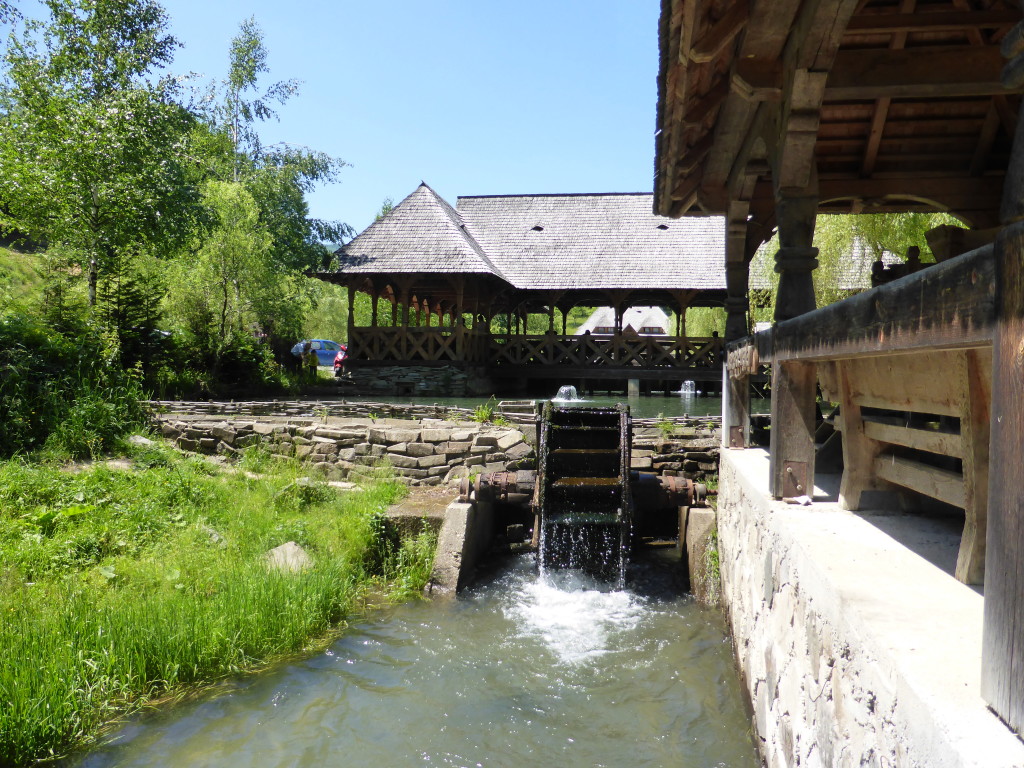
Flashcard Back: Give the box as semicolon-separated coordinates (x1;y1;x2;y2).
0;0;203;307
749;212;964;323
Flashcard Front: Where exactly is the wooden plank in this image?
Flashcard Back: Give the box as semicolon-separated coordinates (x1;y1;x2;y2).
982;222;1024;733
844;351;966;417
956;348;991;585
838;360;885;510
769;361;817;500
873;454;965;508
825;45;1008;101
766;243;996;362
862;420;963;459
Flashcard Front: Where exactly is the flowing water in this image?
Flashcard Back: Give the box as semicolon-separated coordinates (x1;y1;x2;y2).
67;553;759;768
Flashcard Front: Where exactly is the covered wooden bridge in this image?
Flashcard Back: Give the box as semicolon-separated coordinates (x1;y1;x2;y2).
319;184;729;391
655;0;1024;745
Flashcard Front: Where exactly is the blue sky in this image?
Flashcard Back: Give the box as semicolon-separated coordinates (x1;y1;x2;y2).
16;1;660;236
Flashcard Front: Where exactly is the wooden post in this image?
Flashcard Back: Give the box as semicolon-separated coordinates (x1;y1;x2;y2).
723;364;750;448
370;293;379;327
836;359;883;510
769;360;816;499
956;348;991;585
346;285;356;345
773;193;819;322
981;25;1024;732
982;220;1024;732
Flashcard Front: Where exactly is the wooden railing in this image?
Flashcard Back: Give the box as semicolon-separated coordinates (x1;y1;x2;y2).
347;329;725;371
347;327;490;364
488;334;723;369
723;237;1024;734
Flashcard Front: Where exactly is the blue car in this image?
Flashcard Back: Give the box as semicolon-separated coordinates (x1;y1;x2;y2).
291;339;344;367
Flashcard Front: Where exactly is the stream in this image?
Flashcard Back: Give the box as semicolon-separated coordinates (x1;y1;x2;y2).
67;553;759;767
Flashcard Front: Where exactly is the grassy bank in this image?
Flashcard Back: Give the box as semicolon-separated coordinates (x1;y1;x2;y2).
0;442;435;765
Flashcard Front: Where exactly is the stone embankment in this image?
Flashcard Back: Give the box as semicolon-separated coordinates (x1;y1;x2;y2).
155;416;534;486
149;401;722;485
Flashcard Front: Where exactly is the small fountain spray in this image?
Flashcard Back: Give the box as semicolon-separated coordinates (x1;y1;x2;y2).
553;385;582;402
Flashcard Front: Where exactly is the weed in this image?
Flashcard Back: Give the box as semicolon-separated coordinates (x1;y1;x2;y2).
0;447;427;765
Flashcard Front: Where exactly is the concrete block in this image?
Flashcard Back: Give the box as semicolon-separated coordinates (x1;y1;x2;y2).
418;454;447;469
368;428;388;444
451;430;474;442
631;456;653;469
386;442;409;454
444;441;472;454
253;423;275;435
474;434;499;447
685;507;717;605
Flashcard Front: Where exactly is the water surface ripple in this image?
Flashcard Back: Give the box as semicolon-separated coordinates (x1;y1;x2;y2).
69;555;759;768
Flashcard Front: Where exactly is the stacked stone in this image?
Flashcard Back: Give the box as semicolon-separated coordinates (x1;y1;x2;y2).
344;364;490;397
155;418;533;487
630;429;720;479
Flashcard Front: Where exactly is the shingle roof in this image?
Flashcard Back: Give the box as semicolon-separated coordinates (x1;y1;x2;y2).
334;184;725;291
336;183;502;276
458;193;725;290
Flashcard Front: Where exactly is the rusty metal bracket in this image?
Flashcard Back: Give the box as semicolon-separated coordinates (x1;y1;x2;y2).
729;426;745;448
782;460;809;498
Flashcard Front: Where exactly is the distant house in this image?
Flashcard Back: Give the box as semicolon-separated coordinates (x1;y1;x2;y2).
576;306;672;336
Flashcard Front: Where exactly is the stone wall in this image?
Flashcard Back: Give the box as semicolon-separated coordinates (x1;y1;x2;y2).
156;417;533;486
717;450;1024;768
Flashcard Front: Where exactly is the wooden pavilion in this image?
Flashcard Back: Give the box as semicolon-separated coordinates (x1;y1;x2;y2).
319;183;729;390
654;0;1024;738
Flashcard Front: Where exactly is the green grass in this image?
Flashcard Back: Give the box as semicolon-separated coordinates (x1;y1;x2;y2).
0;442;435;765
0;246;48;308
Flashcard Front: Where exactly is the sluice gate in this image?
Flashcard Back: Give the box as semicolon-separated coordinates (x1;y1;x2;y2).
463;403;707;585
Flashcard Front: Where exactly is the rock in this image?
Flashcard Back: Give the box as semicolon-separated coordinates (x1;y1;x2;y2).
418;454;447;468
474;434;499;447
388;454;419;469
421;428;452;443
253;423;275;435
631;457;653;469
264;541;313;574
128;434;155;447
406;442;436;457
176;437;198;451
386;442;409;454
387;429;421;444
506;442;533;461
451;430;474;442
444;441;472;454
496;432;523;450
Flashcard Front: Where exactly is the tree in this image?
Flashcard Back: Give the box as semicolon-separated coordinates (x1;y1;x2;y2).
0;0;203;307
749;212;964;323
198;18;352;273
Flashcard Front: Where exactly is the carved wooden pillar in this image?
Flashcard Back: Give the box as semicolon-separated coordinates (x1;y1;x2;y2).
773;193;819;321
724;213;750;341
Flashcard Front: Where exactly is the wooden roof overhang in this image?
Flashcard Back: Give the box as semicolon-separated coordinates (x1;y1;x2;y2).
655;0;1024;235
315;269;728;317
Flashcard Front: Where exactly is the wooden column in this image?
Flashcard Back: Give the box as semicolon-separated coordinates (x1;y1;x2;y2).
768;359;816;499
370;293;379;327
773;193;819;322
346;284;356;345
981;22;1024;733
724;214;750;341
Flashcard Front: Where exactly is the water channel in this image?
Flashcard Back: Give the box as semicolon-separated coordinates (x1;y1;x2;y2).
67;552;759;767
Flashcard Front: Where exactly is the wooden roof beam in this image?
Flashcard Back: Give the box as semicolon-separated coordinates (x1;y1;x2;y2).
825;45;1010;101
845;10;1020;35
689;0;748;64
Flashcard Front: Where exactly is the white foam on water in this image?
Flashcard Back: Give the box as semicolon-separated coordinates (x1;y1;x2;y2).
504;571;645;666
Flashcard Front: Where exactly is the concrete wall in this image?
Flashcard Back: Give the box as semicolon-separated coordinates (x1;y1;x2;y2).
717;449;1024;768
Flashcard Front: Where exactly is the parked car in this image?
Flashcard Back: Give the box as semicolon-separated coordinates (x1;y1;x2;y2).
333;344;349;377
290;339;344;367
